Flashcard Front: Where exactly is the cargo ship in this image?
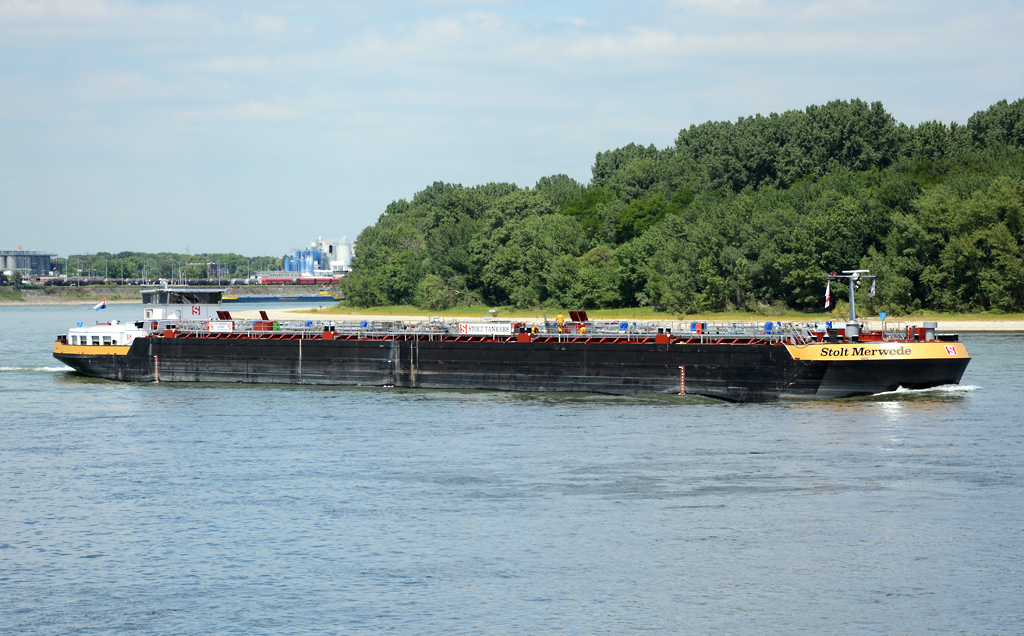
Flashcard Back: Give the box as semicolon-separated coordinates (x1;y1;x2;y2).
52;272;970;402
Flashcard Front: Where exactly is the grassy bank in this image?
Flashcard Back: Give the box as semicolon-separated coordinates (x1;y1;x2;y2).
0;287;23;301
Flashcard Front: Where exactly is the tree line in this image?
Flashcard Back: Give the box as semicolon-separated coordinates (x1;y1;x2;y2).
60;252;284;281
344;98;1024;316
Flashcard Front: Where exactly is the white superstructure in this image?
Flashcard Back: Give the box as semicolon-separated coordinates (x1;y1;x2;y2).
67;320;148;346
140;285;223;322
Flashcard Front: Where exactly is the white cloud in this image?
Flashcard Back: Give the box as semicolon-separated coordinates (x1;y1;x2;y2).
193;56;270;74
565;28;684;60
797;0;900;22
236;100;295;120
0;0;125;20
664;0;763;16
242;12;289;34
0;0;300;45
0;0;197;23
175;100;296;122
71;71;173;101
563;28;880;63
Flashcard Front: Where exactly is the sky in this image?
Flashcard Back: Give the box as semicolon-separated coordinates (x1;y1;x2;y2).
1;0;1023;257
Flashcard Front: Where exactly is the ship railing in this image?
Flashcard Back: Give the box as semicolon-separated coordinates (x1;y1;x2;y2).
172;318;340;339
636;320;818;345
167;318;822;344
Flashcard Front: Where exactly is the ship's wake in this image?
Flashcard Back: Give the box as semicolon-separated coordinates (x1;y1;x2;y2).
875;383;979;397
0;365;70;373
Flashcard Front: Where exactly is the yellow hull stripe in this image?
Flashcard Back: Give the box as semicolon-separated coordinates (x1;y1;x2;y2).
785;342;970;361
54;342;132;356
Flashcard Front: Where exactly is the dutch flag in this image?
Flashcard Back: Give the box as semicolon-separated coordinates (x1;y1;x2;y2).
94;298;107;311
824;281;830;308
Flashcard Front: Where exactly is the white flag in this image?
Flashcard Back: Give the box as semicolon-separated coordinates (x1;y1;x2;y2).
824;281;830;308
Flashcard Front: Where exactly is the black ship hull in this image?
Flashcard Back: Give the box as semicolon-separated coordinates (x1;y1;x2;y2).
54;337;971;402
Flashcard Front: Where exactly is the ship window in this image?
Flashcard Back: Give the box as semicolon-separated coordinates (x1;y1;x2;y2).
72;335;79;345
103;336;112;345
166;291;221;305
91;336;100;345
171;291;221;304
141;291;157;304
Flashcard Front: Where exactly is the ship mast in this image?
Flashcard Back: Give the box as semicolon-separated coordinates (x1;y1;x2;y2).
828;269;875;341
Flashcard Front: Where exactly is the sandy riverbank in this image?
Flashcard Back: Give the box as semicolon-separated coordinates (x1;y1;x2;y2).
227;308;1024;332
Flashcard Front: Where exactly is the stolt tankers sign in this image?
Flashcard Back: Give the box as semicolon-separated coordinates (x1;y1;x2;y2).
458;323;513;336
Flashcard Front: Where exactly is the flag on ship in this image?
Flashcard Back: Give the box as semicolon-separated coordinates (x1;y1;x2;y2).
868;280;876;298
824;281;830;308
94;298;107;311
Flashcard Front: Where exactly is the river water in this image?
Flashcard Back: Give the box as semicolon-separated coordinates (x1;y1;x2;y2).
1;304;1022;635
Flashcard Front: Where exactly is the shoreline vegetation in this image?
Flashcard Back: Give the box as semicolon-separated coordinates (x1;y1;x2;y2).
342;97;1024;318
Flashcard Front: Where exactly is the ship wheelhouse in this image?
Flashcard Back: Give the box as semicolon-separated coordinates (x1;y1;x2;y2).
141;288;223;323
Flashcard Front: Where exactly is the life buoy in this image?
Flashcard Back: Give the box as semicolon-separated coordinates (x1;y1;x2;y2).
204;321;211;330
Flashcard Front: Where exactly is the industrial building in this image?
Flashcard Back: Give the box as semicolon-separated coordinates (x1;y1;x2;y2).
284;237;353;277
1;249;61;276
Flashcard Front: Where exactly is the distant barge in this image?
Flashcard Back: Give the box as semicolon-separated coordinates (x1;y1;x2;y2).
53;273;970;402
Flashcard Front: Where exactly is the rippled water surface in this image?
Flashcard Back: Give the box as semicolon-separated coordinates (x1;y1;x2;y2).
2;304;1023;634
